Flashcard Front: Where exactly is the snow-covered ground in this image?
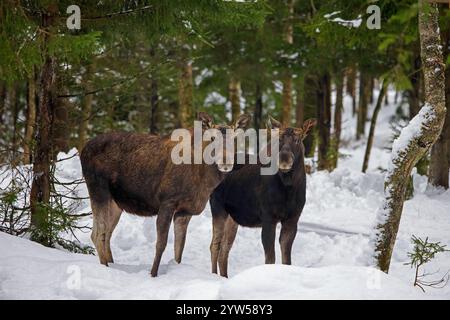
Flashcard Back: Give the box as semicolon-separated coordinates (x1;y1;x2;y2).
1;88;450;299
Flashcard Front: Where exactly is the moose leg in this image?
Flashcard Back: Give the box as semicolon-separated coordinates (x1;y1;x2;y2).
210;213;227;274
279;214;299;265
261;221;277;264
90;201;110;266
91;199;122;266
104;200;122;264
150;206;174;277
173;214;192;264
218;215;238;278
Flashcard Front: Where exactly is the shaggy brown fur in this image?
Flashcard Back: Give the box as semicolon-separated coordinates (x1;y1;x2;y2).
81;112;250;276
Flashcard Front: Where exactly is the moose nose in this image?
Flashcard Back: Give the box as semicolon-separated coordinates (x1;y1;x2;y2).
218;163;233;173
278;152;294;172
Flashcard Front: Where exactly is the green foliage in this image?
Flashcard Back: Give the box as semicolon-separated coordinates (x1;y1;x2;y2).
30;200;94;254
406;236;447;269
48;32;103;65
405;235;449;292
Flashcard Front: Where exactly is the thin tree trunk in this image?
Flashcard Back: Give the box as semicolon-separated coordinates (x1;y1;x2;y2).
362;81;387;173
295;78;304;127
346;67;357;116
150;77;158;134
229;77;241;122
374;1;446;273
303;75;317;157
178;58;193;128
317;73;331;171
0;82;6;125
254;83;263;151
369;77;375;104
78;64;94;151
384;91;389;106
9;85;18;164
332;73;344;169
281;0;294;126
428;27;450;188
23;72;37;164
53;82;70;156
30;10;57;246
356;72;369;139
254;83;263;131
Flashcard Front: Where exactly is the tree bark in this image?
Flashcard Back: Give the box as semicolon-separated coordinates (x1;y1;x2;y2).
317;73;332;171
78;64;94;151
332;73;344;169
281;0;294;126
408;49;422;118
254;83;263;131
356;72;369;140
178;58;193;128
0;82;6;125
9;85;19;164
53;82;70;156
23;72;37;165
362;81;387;173
346;67;357;116
295;78;304;127
374;1;446;273
149;77;159;134
428;27;450;189
229;77;241;122
30;9;57;246
303;75;317;157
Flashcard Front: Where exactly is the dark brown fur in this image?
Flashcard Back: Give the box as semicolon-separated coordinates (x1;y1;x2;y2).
81;113;250;276
209;117;316;277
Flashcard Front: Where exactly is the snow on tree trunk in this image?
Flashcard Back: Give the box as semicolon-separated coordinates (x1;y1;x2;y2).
373;0;446;273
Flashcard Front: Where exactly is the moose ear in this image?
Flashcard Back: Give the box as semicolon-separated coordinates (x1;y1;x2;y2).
266;115;282;129
234;114;252;129
197;112;214;129
302;118;317;137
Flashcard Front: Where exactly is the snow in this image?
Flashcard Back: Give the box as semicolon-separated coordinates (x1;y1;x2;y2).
324;12;363;28
1;88;450;299
389;102;434;173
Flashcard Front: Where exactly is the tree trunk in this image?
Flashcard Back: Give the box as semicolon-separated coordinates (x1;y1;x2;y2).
178;58;193;128
428;27;450;189
384;91;389;106
374;1;446;273
317;73;332;171
78;64;94;151
229;77;241;122
150;77;159;134
303;75;317;157
53;82;70;156
0;81;6;125
281;0;294;126
362;81;387;173
30;10;57;246
356;72;369;140
9;85;19;164
346;67;357;116
332;73;344;169
295;78;304;127
254;83;263;131
408;50;422;118
369;77;375;104
23;72;37;165
254;83;263;151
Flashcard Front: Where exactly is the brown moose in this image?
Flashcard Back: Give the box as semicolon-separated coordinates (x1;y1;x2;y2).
80;112;251;276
